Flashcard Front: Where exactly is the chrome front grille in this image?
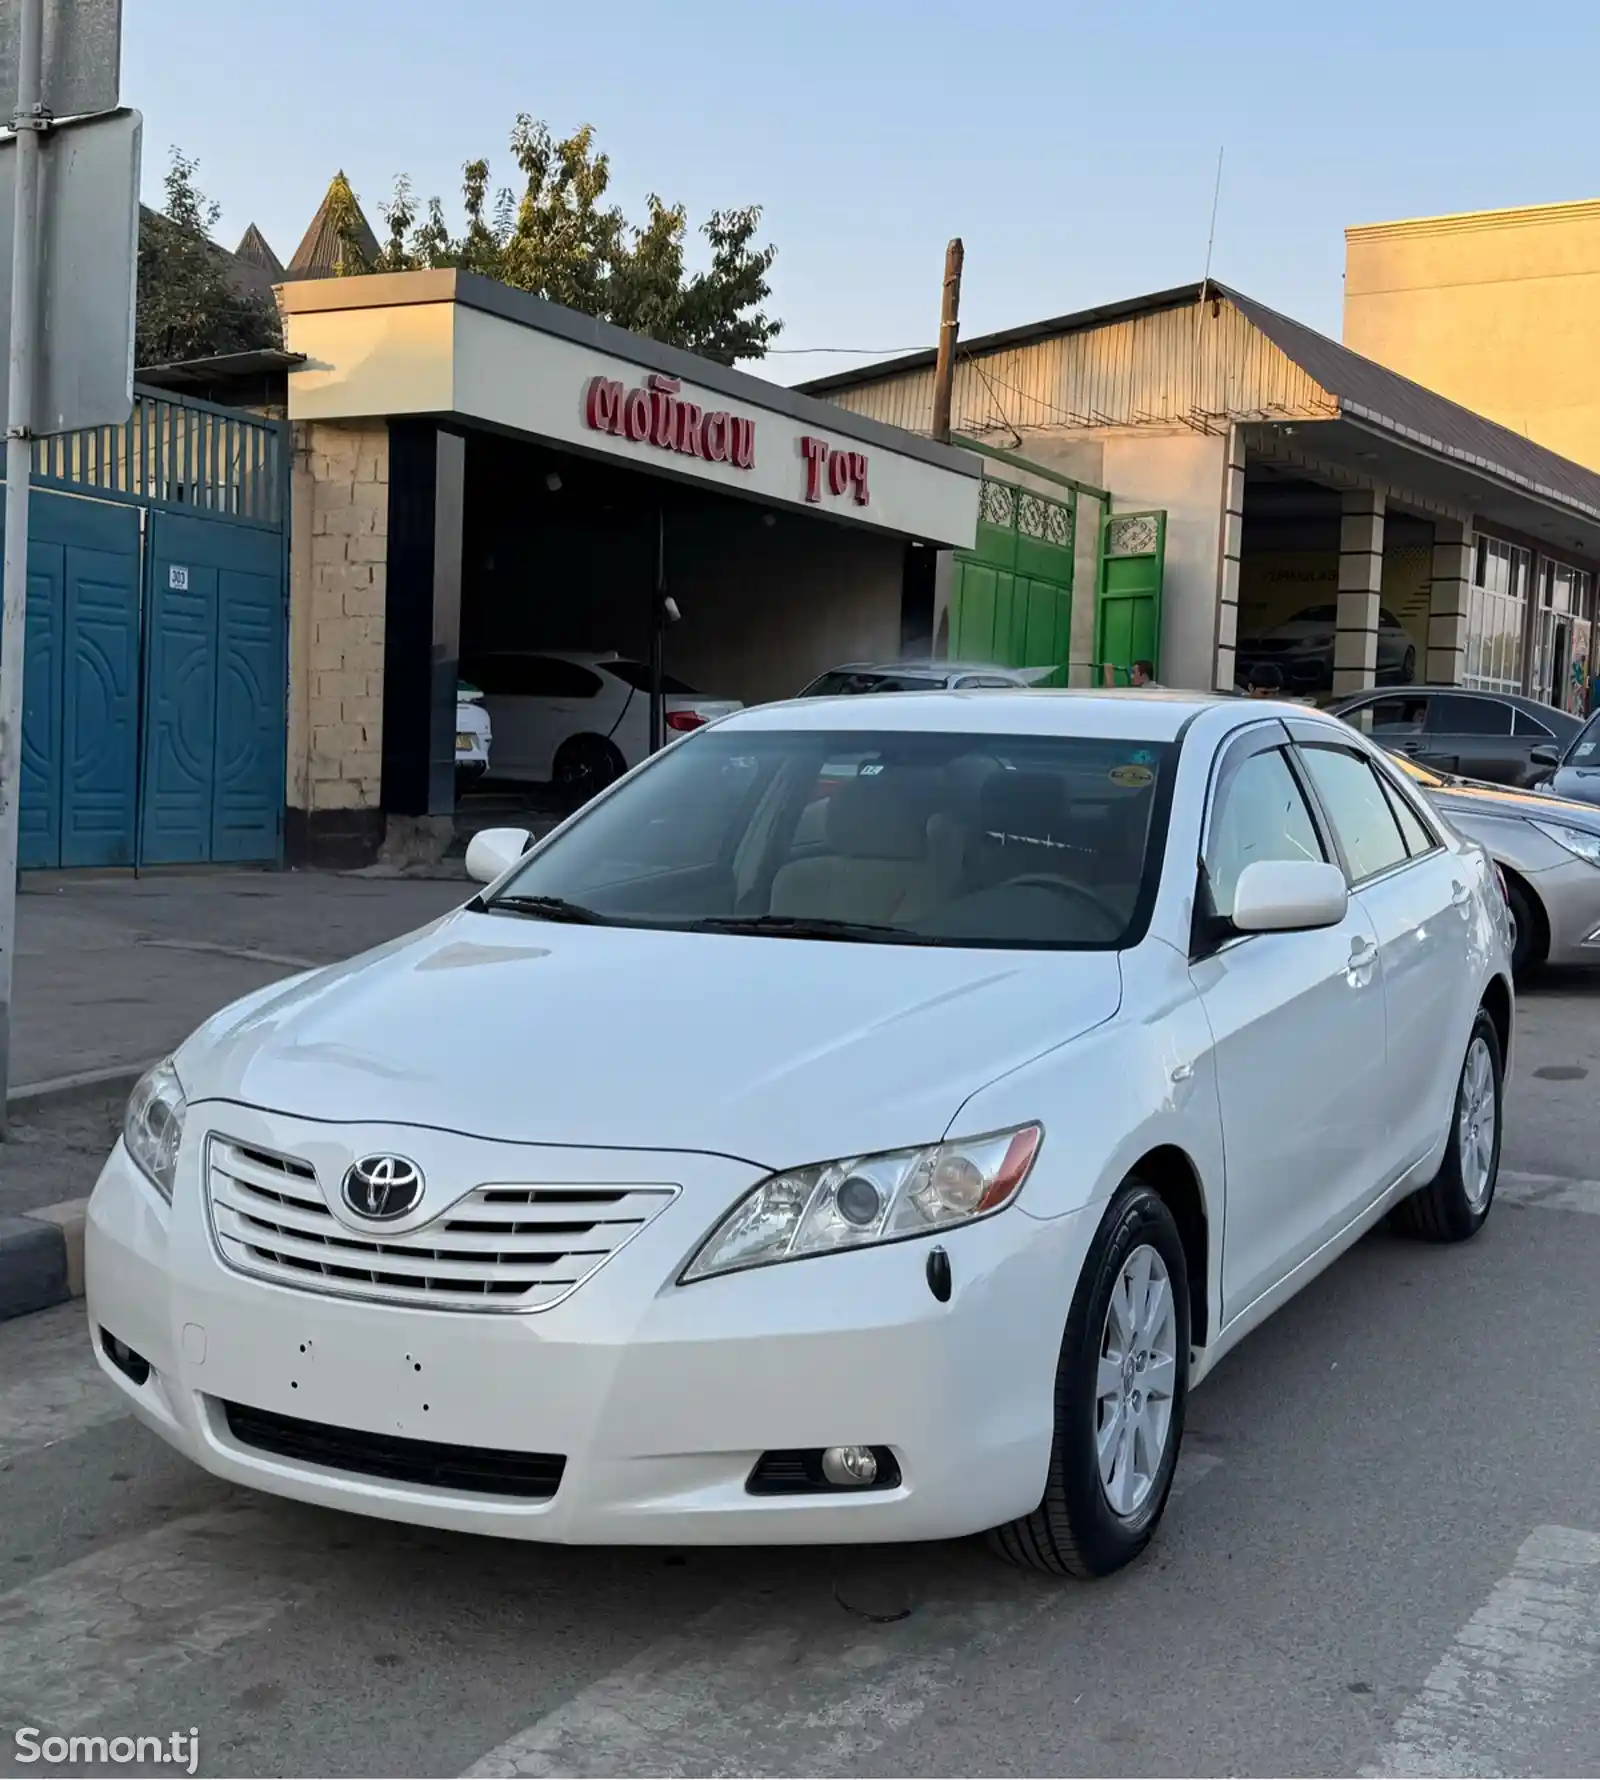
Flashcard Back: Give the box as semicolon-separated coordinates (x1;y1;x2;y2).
204;1135;677;1312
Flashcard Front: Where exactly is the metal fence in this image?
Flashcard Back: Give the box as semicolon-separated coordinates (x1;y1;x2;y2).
28;386;286;527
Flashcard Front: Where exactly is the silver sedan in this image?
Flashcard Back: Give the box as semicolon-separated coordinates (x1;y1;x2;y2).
1391;756;1600;973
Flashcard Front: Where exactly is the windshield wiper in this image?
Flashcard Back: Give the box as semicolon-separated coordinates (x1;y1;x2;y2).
486;894;610;925
691;913;935;944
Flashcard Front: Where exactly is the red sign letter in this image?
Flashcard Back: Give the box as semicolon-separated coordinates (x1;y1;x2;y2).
584;376;625;435
801;435;828;503
849;451;870;505
729;417;756;470
675;401;704;456
702;411;731;463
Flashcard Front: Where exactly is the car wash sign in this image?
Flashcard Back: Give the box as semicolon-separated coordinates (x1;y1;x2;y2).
585;374;757;471
582;372;871;511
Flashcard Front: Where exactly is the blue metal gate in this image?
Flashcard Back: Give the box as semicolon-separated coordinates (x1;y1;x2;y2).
12;492;142;868
141;512;285;865
7;388;288;868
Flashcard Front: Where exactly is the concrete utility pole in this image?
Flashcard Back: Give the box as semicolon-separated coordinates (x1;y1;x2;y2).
930;237;964;444
0;0;45;1131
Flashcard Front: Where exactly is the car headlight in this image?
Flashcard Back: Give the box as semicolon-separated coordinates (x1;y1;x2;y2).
681;1123;1042;1283
124;1059;187;1201
1531;819;1600;868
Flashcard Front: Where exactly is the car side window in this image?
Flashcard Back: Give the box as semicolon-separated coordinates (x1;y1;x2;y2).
1298;746;1411;882
1360;695;1429;735
1376;775;1439;858
1427;694;1511;737
1203;746;1326;920
460;657;504;695
530;659;603;699
1512;708;1554;738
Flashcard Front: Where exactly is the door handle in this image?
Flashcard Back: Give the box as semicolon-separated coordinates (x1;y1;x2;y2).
1347;935;1377;984
1451;880;1471;910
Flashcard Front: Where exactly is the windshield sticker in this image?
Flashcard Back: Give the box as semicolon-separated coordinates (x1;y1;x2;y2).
1109;764;1154;789
1578;742;1595;758
1129;748;1155;765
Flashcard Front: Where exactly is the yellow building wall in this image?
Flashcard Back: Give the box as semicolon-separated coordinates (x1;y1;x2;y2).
1343;198;1600;472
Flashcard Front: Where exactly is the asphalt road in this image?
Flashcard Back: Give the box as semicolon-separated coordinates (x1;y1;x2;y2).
2;976;1598;1778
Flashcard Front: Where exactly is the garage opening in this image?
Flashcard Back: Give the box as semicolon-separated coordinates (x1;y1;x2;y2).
440;427;935;826
1234;469;1432;699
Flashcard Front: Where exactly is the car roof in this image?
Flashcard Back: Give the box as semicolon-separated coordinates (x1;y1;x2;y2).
1331;684;1564;713
721;686;1271;742
819;659;1039;678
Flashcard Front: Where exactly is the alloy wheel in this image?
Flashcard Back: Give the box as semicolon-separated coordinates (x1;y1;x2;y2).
1458;1034;1498;1212
1094;1243;1179;1517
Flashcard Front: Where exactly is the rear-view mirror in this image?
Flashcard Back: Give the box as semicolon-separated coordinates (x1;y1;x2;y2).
465;826;533;885
1231;860;1348;934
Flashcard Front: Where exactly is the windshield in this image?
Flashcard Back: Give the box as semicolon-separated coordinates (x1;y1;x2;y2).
1563;710;1600;766
801;669;946;696
485;727;1176;950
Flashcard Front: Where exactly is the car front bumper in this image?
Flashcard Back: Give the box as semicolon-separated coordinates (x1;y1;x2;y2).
85;1108;1095;1546
1529;856;1600;963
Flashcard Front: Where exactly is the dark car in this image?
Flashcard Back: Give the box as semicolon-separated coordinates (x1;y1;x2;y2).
1546;707;1600;809
1238;603;1417;692
1329;685;1582;789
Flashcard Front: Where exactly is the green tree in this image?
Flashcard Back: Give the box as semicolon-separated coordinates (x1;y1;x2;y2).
366;118;781;365
135;149;282;366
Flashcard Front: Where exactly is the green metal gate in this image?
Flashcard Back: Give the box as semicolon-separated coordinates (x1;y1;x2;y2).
1094;510;1166;684
947;476;1075;683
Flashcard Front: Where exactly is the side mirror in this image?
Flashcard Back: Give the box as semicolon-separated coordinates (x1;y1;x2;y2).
465;826;533;885
1231;859;1349;933
1529;744;1559;769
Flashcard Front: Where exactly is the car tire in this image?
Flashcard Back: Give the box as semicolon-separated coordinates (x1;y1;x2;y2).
1400;645;1417;684
1503;876;1544;976
553;735;625;810
989;1181;1190;1579
1391;1008;1503;1243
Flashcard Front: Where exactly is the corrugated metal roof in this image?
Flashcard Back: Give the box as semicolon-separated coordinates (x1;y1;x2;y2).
1223;286;1600;521
802;280;1600;524
136;348;305;389
286;172;383;279
234;223;285;281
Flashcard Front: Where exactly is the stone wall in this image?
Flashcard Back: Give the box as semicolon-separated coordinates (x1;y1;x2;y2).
286;419;390;864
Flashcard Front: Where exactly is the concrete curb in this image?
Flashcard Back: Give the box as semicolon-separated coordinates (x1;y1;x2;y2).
5;1060;149;1119
0;1197;88;1323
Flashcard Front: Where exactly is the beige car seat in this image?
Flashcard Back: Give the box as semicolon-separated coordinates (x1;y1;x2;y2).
769;772;952;926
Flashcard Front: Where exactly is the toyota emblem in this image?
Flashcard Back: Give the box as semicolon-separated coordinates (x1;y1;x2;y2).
341;1154;425;1221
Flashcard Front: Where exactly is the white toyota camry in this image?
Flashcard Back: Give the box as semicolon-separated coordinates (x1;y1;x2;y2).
86;690;1513;1578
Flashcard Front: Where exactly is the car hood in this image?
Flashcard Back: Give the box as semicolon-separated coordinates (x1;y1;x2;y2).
1428;777;1600;829
175;911;1123;1167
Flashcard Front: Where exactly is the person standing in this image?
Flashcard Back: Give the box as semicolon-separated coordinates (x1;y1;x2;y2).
1130;659;1159;688
1244;663;1283;698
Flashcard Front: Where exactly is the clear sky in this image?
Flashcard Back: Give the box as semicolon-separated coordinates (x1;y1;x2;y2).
125;0;1599;386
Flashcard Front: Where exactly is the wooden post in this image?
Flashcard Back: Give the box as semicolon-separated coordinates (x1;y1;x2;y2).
930;238;964;443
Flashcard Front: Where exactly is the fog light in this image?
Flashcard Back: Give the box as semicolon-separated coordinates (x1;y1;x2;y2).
820;1444;878;1487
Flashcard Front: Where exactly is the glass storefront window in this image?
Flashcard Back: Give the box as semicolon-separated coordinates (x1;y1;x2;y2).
1463;536;1529;696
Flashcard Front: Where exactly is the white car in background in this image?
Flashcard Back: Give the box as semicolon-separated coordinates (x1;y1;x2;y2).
88;690;1511;1579
460;649;742;803
455;680;492;787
